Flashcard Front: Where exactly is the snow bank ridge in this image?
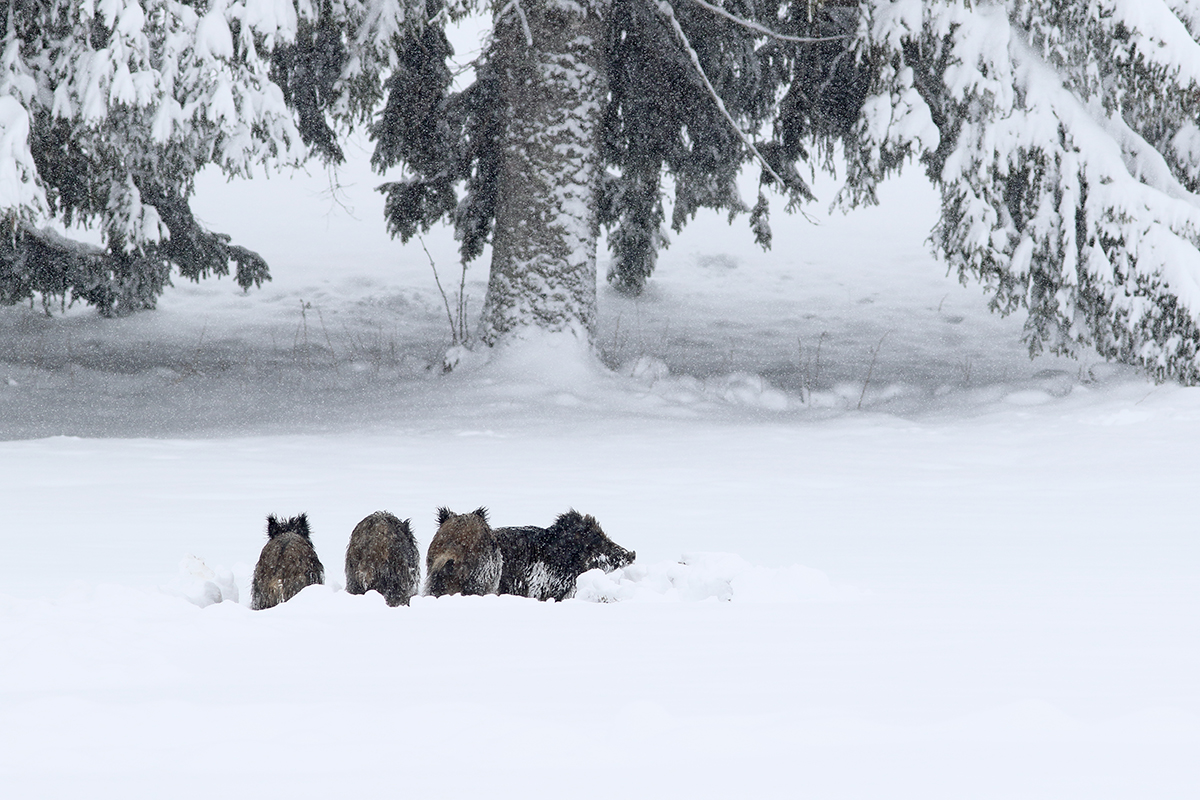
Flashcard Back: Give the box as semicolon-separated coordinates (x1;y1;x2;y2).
623;356;791;411
575;552;861;604
167;552;856;608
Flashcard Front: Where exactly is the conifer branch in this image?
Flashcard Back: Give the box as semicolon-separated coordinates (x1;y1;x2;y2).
657;0;809;200
498;0;534;47
685;0;851;44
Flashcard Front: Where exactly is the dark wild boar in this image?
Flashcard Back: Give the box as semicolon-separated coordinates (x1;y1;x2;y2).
497;510;635;601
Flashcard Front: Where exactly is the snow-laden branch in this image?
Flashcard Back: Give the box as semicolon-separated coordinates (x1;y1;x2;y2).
1105;0;1200;90
1008;33;1200;318
1099;107;1200;206
868;0;1200;378
656;0;806;199
0;97;45;217
684;0;850;44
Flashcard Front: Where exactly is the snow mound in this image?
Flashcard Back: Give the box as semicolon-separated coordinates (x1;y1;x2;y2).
575;552;860;604
163;554;240;608
457;329;611;388
623;357;792;411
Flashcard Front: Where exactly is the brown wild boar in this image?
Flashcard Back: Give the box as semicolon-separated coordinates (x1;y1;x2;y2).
251;513;325;610
423;507;502;597
345;511;420;607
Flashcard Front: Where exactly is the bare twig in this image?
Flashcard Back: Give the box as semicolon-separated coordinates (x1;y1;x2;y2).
420;234;461;345
798;330;827;401
814;330;825;391
858;331;889;410
295;299;310;369
457;259;469;343
315;306;338;370
686;0;851;44
297;300;309;348
320;164;359;220
797;337;806;400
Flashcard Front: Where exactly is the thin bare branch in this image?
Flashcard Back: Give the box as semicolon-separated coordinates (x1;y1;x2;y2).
685;0;851;44
657;1;812;203
858;331;889;410
420;234;460;344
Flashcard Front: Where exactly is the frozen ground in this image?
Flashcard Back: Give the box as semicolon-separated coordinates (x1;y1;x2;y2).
1;144;1198;798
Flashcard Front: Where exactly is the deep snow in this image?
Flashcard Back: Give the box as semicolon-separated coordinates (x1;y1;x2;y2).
1;137;1198;797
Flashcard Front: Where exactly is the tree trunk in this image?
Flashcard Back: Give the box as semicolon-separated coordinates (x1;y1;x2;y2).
478;0;608;347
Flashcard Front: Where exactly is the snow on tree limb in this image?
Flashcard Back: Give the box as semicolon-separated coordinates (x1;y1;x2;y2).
1;0;431;314
0;97;44;216
856;0;1200;381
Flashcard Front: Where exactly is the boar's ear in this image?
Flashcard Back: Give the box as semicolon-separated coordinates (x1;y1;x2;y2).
472;507;489;523
266;514;282;538
437;507;452;526
402;518;412;532
295;513;311;539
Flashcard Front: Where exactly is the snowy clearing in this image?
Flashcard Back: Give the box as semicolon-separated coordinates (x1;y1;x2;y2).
1;153;1198;798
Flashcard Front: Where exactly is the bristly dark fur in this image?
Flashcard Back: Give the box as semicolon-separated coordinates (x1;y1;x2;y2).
267;512;311;540
344;511;421;607
496;510;635;601
252;513;324;610
424;506;502;597
438;506;488;526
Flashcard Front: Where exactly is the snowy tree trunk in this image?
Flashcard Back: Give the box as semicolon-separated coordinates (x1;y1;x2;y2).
478;0;608;347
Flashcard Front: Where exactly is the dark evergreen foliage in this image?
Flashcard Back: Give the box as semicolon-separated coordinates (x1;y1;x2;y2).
270;16;351;164
0;0;397;317
374;0;867;295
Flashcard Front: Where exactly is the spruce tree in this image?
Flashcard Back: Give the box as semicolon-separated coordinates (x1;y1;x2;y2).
374;0;847;347
849;0;1200;382
377;0;1200;383
11;0;1200;384
0;0;415;316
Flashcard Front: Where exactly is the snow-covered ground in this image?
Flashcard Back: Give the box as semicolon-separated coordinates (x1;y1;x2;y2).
1;147;1198;798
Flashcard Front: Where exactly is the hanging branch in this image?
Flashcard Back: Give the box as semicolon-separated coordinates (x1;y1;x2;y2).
685;0;851;44
656;0;813;202
498;0;534;47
